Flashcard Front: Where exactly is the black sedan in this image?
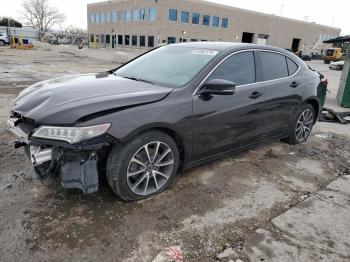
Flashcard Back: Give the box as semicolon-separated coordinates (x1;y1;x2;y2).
8;43;322;201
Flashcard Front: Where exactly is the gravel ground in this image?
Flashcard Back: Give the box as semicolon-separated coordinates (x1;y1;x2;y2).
0;46;349;262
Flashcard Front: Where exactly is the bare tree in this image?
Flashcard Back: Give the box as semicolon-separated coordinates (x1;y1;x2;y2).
22;0;65;34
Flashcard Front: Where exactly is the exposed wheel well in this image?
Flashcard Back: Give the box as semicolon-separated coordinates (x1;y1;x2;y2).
305;99;320;122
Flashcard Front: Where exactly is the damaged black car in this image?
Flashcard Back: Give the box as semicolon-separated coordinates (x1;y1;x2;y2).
7;43;323;201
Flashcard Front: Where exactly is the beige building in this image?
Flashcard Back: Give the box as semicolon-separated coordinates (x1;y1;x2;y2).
87;0;341;53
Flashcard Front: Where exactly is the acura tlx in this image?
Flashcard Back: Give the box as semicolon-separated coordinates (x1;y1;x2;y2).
7;42;325;201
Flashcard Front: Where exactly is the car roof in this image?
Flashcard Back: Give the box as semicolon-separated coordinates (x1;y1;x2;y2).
170;42;249;51
168;42;293;55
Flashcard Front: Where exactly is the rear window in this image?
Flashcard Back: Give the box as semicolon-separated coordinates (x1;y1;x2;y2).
260;52;288;81
286;57;298;75
326;49;335;56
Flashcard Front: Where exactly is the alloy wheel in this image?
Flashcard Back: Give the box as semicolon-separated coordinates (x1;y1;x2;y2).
127;141;175;196
295;109;314;142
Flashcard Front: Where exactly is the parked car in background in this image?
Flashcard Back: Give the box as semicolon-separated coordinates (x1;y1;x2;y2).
0;33;10;46
323;48;343;64
329;60;345;70
298;50;312;61
7;43;323;201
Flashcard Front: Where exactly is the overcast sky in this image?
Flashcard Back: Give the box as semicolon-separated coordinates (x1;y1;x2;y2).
1;0;349;35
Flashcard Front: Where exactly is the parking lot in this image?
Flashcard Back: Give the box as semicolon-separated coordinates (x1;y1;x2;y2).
0;46;349;262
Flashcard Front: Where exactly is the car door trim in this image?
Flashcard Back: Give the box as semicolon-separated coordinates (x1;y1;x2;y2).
193;49;301;96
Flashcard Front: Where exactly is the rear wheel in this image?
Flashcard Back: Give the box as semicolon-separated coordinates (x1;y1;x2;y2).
0;40;5;46
283;104;315;145
106;130;179;201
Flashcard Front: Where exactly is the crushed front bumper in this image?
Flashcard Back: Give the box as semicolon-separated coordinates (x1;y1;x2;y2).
7;116;112;194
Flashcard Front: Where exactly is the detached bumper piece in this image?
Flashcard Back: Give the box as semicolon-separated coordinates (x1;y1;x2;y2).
60;151;99;194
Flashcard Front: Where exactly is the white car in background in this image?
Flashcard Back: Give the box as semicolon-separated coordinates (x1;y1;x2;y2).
0;33;10;46
329;61;345;71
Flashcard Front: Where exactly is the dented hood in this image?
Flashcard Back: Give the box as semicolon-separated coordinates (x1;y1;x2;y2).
11;73;174;125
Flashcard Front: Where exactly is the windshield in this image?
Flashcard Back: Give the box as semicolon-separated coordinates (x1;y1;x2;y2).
114;45;220;87
326;49;335;56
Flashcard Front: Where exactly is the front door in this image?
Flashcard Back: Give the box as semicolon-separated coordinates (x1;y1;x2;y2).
192;51;267;161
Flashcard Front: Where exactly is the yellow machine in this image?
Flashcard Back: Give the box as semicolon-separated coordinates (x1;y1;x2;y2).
10;36;33;50
323;48;343;64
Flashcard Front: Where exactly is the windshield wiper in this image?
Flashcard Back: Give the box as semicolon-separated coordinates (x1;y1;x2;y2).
122;76;154;85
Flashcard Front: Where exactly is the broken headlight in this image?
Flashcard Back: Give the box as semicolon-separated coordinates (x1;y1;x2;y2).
32;124;111;144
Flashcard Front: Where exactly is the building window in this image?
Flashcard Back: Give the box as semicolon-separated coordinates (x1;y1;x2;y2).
90;34;94;42
191;39;198;42
213;16;219;27
112;11;117;22
222;18;228;28
132;9;139;21
118;35;123;45
101;13;106;23
118;11;125;21
106;35;110;44
149;8;156;21
148;36;154;47
125;10;131;22
168;37;176;44
132;35;137;46
100;34;105;44
125;35;130;45
95;13;100;23
140;36;145;46
203;15;210;26
90;14;95;23
140;9;147;20
169;9;177;21
107;12;111;23
192;13;200;24
181;11;189;23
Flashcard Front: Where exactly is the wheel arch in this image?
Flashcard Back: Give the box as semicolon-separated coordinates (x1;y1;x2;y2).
304;97;321;122
121;124;189;168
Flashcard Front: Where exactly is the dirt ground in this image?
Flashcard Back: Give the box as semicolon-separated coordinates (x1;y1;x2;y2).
0;46;349;262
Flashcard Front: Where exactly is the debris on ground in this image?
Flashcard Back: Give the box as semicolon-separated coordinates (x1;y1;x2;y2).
216;247;238;260
152;246;183;262
319;108;350;124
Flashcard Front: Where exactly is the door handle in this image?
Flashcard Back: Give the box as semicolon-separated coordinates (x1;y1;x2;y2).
290;81;300;88
249;91;263;99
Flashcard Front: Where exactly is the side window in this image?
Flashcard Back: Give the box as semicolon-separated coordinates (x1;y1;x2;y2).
208;52;256;86
286;57;299;76
260;52;288;81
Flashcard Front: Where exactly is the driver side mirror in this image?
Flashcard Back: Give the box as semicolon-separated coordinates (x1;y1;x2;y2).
200;79;236;96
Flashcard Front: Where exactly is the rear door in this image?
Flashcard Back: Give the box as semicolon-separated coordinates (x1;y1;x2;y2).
258;51;304;137
192;50;267;161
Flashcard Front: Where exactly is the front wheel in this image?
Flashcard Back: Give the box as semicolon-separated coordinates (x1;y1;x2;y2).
106;130;179;201
283;104;315;145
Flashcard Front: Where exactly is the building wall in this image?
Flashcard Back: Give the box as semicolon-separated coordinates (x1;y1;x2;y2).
87;0;341;52
0;26;40;42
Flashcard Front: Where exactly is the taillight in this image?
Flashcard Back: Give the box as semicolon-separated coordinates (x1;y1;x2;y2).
322;78;328;87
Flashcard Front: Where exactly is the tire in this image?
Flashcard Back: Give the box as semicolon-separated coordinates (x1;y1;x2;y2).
0;40;5;46
106;130;180;201
282;104;315;145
